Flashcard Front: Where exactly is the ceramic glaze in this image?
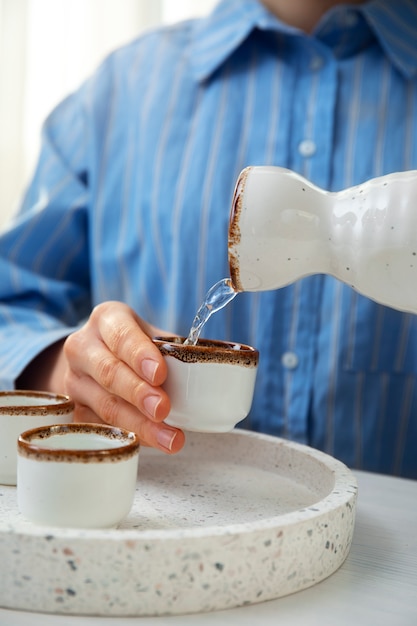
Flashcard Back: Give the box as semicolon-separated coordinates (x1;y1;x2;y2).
229;166;417;314
153;337;258;432
17;424;140;528
0;391;74;486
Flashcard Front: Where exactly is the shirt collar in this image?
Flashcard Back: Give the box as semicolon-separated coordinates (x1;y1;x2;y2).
189;0;284;81
360;0;417;78
189;0;417;81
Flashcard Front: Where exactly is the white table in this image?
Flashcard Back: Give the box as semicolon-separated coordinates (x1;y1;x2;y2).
1;470;416;626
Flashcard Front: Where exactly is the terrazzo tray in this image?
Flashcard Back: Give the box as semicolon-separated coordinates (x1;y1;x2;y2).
0;430;357;617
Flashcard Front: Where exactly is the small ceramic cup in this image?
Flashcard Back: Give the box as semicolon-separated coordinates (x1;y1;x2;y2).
0;390;74;486
17;423;140;529
153;336;259;433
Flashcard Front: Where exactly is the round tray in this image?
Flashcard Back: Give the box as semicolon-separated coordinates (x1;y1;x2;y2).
0;430;357;616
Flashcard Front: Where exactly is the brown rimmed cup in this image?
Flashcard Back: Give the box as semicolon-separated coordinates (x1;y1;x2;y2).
153;336;259;433
0;390;74;486
17;423;140;528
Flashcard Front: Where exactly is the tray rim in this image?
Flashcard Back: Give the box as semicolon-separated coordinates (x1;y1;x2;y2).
0;430;358;540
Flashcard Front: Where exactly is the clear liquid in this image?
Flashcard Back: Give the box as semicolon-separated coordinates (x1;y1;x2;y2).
184;278;237;345
32;433;127;450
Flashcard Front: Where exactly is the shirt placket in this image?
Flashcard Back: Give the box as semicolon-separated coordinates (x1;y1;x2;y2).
279;37;338;442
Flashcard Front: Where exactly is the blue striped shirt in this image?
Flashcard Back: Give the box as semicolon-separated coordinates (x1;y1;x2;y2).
1;0;417;477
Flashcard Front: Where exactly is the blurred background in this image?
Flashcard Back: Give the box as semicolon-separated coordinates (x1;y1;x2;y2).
0;0;217;229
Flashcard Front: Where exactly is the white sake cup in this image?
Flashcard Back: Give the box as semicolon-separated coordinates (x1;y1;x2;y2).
153;336;259;433
0;390;74;486
17;423;140;529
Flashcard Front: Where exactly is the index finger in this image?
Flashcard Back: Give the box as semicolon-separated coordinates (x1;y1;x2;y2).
90;301;168;386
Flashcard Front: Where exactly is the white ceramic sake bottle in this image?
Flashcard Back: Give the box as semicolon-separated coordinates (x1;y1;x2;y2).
228;166;417;314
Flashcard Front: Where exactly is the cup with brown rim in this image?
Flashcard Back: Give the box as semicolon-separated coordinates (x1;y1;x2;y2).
153;336;259;433
17;423;140;528
0;390;74;486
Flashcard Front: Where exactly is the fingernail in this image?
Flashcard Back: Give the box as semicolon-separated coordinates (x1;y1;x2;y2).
142;358;158;383
157;428;178;452
143;394;161;418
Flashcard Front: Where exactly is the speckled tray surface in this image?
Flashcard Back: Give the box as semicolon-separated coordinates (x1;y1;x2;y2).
0;430;357;617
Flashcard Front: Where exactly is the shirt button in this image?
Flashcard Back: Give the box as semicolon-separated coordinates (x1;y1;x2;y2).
281;351;299;370
298;139;317;157
310;55;323;71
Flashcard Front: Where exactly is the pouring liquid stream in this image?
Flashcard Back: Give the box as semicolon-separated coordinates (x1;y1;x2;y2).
184;278;237;345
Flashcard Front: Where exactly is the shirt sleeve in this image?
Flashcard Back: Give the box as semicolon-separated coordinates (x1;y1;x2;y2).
0;84;94;388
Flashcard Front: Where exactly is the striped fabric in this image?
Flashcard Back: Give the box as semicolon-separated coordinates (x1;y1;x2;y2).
1;0;417;477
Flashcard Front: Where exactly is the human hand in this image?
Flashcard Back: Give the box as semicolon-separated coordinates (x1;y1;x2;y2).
62;301;185;453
